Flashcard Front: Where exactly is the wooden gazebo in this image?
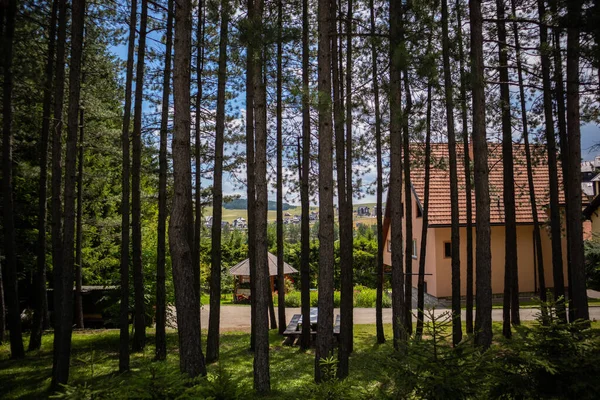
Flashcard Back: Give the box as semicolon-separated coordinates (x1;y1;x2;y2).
228;253;298;303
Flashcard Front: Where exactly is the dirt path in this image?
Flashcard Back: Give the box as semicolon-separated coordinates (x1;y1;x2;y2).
194;305;600;331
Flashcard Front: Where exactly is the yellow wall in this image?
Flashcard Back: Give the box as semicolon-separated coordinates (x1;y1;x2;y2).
384;190;569;298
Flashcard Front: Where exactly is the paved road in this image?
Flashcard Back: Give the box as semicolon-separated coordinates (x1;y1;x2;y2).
198;305;600;331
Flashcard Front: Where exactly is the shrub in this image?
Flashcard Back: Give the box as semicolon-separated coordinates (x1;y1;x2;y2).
486;299;600;400
301;356;370;400
387;309;488;399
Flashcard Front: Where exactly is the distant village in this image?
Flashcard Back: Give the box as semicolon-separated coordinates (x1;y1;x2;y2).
203;205;383;230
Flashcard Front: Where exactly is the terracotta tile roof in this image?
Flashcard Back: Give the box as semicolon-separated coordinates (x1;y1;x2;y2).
409;143;564;226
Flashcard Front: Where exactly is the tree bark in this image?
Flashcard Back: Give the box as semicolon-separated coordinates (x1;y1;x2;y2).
53;0;85;387
193;0;205;325
300;0;311;351
276;0;286;336
119;0;136;373
540;0;566;321
30;0;58;351
131;0;148;353
442;0;462;346
75;90;85;330
416;80;432;338
342;0;354;359
470;0;492;349
252;0;271;393
155;0;174;362
170;0;207;377
565;0;589;321
402;70;413;336
549;0;568;320
245;0;258;353
1;0;25;361
51;0;67;375
0;262;5;344
456;0;474;335
389;0;406;352
332;0;350;379
206;0;230;363
496;0;518;339
514;0;546;308
315;0;335;381
370;0;385;345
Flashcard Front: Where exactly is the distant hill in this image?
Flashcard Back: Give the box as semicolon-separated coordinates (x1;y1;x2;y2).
224;198;297;211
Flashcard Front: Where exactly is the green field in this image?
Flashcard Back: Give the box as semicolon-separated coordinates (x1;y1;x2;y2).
204;203;381;225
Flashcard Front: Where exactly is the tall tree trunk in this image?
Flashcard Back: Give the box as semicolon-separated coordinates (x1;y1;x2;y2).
53;0;85;387
30;0;58;351
442;0;462;346
416;80;432;338
402;70;413;336
193;0;205;322
252;0;271;391
0;262;5;344
245;0;258;352
51;0;67;376
514;0;546;307
456;0;474;335
1;0;24;360
565;0;589;321
342;0;354;359
371;0;385;344
119;0;136;372
155;0;174;362
315;0;335;381
74;89;85;330
300;0;311;351
206;0;230;363
470;0;492;349
549;0;568;319
170;0;207;377
496;0;518;339
389;0;406;352
332;0;350;379
131;0;148;353
276;0;285;336
540;0;566;321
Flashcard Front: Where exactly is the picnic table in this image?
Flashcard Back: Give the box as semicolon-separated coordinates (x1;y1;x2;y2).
282;307;340;346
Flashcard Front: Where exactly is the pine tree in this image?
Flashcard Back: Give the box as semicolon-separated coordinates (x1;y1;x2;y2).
131;0;148;352
119;0;137;373
53;0;86;386
1;0;25;361
170;0;207;377
30;0;58;351
315;0;336;381
206;0;230;363
155;0;174;362
470;0;492;349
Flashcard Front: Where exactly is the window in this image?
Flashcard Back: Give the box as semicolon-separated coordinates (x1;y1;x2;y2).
387;240;391;253
412;239;417;259
444;242;452;258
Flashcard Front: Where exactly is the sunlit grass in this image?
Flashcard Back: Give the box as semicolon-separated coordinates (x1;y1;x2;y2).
1;321;598;399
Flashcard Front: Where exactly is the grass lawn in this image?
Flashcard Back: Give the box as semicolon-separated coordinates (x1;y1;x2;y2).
0;325;395;399
2;321;598;399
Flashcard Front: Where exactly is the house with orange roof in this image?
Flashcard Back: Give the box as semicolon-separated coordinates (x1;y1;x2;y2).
383;143;569;298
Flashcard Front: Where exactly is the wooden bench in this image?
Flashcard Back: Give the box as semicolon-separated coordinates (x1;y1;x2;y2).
282;314;302;345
